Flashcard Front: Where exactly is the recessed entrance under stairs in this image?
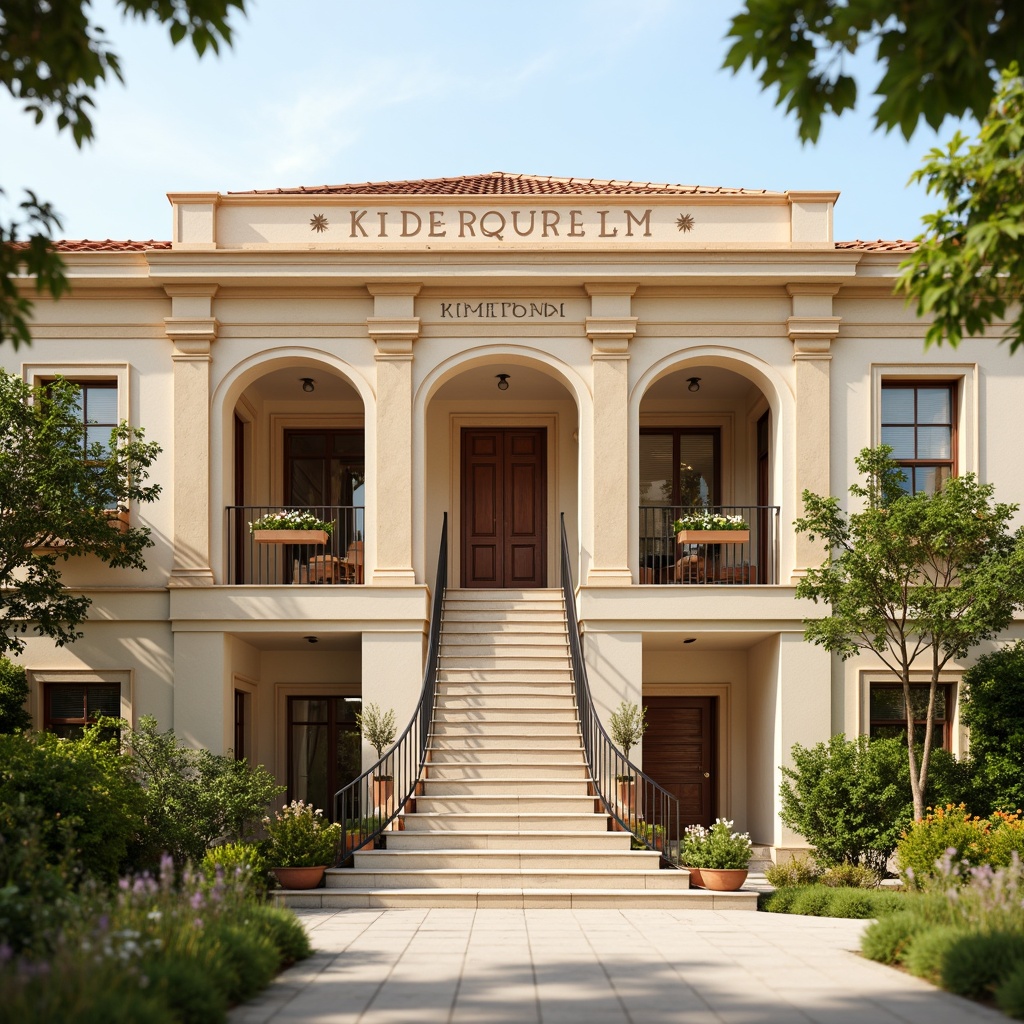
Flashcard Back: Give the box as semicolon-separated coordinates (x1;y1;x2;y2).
461;428;546;588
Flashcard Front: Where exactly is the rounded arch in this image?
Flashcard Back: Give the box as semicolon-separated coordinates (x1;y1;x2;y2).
211;348;374;585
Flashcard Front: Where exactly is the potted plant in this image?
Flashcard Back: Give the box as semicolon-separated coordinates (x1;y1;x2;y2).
356;703;397;816
343;815;384;856
680;818;753;890
672;511;750;545
632;819;665;851
609;701;648;824
263;799;341;889
249;510;334;545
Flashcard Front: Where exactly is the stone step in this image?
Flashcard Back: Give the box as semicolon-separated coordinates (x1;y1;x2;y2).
273;888;757;911
438;620;569;634
414;794;598;814
429;721;580;737
384;830;631;851
426;745;584;762
350;849;660;871
434;695;577;710
444;588;563;599
441;609;567;623
432;707;579;724
436;685;576;701
437;669;574;683
438;655;572;670
324;867;689;890
424;762;589;780
420;778;591;796
440;633;570;647
439;645;570;660
427;732;583;749
402;812;609;832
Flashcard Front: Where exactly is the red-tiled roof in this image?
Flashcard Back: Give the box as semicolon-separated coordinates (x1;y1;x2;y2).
836;239;918;252
51;239;172;252
229;171;784;197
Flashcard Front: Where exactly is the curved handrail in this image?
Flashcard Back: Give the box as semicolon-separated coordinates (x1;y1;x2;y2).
333;514;447;861
560;513;681;866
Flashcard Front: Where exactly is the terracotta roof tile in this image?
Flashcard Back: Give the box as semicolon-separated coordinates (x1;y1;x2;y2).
51;239;172;252
230;171;783;198
836;239;918;252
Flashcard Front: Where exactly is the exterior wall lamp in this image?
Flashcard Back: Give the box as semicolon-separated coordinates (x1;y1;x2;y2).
300;378;315;393
687;377;702;393
496;373;511;391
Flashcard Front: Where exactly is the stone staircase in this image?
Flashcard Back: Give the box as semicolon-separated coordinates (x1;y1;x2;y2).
276;588;756;909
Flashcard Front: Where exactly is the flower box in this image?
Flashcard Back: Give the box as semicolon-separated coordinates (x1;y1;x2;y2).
253;529;329;545
676;530;749;545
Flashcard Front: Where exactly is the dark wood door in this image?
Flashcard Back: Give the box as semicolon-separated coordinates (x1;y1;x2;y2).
643;696;716;827
461;428;546;588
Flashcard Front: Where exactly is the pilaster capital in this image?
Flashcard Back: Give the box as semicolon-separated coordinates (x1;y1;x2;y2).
788;316;840;359
586;317;637;356
164;317;218;358
368;317;420;356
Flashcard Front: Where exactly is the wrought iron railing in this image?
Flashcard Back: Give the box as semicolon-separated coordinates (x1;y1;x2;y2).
560;513;681;866
226;505;365;585
332;514;448;862
638;504;780;585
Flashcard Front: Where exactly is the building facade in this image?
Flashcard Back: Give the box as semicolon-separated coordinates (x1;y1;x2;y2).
9;172;1023;859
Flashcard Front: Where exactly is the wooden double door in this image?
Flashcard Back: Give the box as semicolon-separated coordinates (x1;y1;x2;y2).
461;428;546;588
642;696;716;827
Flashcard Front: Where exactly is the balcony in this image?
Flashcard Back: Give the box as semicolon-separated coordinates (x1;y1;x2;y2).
226;506;365;585
638;505;780;585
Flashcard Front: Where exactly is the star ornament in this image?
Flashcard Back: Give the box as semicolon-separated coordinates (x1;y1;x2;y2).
310;213;329;233
676;213;695;233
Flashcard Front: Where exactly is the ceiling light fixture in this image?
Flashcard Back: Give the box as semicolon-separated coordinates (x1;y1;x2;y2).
303;635;319;644
496;373;510;391
300;377;315;393
683;637;697;644
687;377;702;393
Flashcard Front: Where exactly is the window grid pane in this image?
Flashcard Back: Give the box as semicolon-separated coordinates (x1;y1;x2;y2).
881;383;955;495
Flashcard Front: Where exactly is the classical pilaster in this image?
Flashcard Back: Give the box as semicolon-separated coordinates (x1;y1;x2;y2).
164;285;218;587
585;283;637;586
788;284;840;582
367;284;420;586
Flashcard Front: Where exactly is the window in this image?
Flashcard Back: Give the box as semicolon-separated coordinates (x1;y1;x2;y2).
287;696;362;821
869;683;952;749
881;383;955;495
233;688;252;762
44;683;121;739
639;428;720;507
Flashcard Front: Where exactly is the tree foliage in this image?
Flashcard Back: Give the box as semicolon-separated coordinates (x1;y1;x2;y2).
0;0;246;349
724;1;1021;143
795;446;1024;819
0;371;161;655
960;641;1024;812
898;66;1024;353
0;655;31;732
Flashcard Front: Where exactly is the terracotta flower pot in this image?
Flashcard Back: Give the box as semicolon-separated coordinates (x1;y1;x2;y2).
689;867;748;891
373;776;395;818
271;865;326;889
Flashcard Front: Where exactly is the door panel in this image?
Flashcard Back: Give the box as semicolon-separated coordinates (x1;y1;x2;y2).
642;696;716;827
462;427;546;587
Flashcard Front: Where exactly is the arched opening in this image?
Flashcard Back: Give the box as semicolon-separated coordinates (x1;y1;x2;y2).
420;354;583;588
225;361;367;586
637;360;779;586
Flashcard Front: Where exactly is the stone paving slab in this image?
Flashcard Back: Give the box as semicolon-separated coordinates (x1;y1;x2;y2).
230;908;1007;1024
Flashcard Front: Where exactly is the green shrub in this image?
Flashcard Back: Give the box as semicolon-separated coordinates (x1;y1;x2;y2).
762;884;907;919
201;842;269;900
780;734;969;874
788;886;834;916
939;931;1024;1001
0;729;144;883
202;923;279;1003
759;886;800;913
823;887;881;918
861;911;930;964
997;960;1024;1020
764;856;821;888
144;957;228;1024
243;904;312;966
903;924;970;984
0;657;30;733
819;863;879;888
897;804;1024;886
961;640;1024;813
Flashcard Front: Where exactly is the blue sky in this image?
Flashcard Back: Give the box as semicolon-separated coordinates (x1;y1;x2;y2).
3;1;963;242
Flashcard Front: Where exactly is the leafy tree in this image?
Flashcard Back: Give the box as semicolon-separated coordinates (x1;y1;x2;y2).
898;66;1024;354
725;4;1024;354
0;656;31;732
795;446;1024;820
124;716;283;866
960;640;1024;812
724;1;1020;143
1;0;246;349
0;371;161;655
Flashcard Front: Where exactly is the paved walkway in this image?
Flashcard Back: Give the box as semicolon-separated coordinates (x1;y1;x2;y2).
231;908;1006;1024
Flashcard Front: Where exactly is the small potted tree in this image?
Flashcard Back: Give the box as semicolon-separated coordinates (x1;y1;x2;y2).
263;799;341;889
680;818;752;890
609;701;647;826
357;703;397;818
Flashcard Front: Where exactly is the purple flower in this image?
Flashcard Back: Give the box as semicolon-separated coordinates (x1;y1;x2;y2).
190;890;204;910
